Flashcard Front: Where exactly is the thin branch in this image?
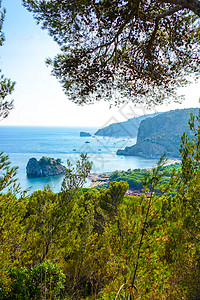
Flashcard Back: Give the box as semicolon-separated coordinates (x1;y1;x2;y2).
88;8;135;55
115;283;129;300
130;156;167;299
146;5;183;55
130;187;155;297
103;42;117;66
157;0;200;17
135;0;141;17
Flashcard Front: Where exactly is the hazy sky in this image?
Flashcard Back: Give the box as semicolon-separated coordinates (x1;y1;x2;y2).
1;0;199;127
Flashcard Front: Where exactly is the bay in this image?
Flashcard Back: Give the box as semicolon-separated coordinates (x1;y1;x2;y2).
0;126;158;193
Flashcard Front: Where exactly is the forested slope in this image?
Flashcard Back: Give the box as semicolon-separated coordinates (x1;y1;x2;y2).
117;108;199;158
0;111;200;299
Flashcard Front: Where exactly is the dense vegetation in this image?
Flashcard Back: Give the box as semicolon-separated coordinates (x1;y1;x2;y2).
23;0;200;105
39;156;62;167
0;111;200;299
109;163;181;190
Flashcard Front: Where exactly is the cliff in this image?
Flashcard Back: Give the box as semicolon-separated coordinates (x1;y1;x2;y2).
117;141;166;157
117;108;199;158
94;112;160;138
26;157;66;178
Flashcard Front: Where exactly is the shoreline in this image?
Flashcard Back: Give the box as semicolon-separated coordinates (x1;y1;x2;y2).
87;172;110;188
145;158;181;170
87;158;181;188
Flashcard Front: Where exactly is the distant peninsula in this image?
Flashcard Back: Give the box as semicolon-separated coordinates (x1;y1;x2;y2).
26;157;66;178
94;112;160;138
117;108;199;158
80;131;91;137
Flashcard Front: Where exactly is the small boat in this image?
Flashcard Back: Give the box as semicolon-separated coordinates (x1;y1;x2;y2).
85;141;90;144
73;149;76;151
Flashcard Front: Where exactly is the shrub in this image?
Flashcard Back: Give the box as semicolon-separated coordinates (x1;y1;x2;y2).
0;261;66;300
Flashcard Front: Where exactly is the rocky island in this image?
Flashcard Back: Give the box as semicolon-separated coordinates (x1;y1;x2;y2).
80;131;91;137
26;157;66;178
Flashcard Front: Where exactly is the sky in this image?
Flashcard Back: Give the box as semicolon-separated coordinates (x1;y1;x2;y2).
0;0;199;127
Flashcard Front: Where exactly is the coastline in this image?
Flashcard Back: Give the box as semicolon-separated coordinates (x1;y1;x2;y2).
87;158;181;188
87;172;110;188
145;158;181;170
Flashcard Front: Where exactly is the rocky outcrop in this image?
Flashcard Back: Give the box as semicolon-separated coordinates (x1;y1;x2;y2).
117;108;199;158
117;141;166;157
26;157;66;178
80;131;91;137
26;158;42;177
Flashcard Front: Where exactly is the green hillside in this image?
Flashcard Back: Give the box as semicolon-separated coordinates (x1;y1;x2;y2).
117;108;199;158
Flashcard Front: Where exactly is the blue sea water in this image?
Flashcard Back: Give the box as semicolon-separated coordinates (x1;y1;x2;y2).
0;126;158;193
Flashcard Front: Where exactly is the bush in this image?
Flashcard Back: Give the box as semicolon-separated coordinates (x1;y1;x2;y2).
0;261;66;300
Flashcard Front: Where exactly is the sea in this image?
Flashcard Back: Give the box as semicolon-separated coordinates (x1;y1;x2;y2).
0;126;158;194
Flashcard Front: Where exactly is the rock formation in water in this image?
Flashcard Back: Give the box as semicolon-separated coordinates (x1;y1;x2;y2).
80;131;91;137
26;157;66;178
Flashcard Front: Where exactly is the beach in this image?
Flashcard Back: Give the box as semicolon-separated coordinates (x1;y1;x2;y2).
87;158;181;188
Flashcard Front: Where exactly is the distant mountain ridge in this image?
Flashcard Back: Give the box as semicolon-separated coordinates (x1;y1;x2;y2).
117;108;199;158
94;112;161;138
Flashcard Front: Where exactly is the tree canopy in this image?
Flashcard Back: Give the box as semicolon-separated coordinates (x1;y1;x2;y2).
0;0;15;120
23;0;200;106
